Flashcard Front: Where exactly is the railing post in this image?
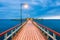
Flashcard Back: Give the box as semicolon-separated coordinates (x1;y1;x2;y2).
44;28;45;30
41;26;43;29
43;28;45;34
40;26;42;29
47;30;49;39
15;28;17;34
4;33;7;40
11;30;13;39
53;33;56;40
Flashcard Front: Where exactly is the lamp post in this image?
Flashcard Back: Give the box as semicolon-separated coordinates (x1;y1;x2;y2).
20;3;22;25
20;3;29;25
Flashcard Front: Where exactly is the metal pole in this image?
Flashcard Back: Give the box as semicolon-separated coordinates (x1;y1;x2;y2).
20;4;22;25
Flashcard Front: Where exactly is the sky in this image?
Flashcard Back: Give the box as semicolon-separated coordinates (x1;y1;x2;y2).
0;0;60;19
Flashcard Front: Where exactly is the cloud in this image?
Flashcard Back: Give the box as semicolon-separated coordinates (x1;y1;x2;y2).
56;2;60;6
0;0;20;19
38;16;60;19
0;0;60;19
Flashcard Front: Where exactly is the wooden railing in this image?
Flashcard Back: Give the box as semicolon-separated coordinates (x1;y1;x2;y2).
0;24;21;40
38;24;60;40
0;20;27;40
32;20;60;40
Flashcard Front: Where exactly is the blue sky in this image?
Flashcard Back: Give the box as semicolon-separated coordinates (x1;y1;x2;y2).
0;0;60;19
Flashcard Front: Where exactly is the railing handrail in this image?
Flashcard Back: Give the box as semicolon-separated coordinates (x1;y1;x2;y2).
0;24;20;36
39;24;60;36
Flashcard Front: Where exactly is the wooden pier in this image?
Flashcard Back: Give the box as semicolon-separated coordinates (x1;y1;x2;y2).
0;18;60;40
12;19;47;40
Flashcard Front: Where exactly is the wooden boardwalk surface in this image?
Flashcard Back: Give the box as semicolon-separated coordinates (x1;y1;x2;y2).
12;20;47;40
